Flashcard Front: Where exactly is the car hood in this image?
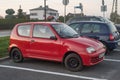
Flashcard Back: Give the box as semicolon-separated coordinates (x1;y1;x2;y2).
64;37;103;50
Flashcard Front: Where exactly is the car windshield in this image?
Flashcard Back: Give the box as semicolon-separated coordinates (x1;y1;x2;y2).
52;24;79;38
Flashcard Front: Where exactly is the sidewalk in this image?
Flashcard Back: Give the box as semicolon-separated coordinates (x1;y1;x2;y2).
0;56;9;61
0;30;11;37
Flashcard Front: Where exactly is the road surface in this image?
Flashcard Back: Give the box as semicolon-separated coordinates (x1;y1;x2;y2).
0;30;11;37
0;49;120;80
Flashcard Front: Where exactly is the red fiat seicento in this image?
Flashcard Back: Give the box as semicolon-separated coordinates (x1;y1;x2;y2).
9;22;106;71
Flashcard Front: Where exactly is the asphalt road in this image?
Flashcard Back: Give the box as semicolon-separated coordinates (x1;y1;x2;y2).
0;49;120;80
0;30;11;37
0;30;120;80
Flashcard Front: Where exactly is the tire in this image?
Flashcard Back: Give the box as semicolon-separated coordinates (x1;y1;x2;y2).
64;53;83;72
10;48;24;63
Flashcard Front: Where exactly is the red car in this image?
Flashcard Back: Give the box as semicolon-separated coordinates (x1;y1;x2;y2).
9;22;106;71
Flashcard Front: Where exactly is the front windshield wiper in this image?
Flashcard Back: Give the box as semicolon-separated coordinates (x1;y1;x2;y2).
60;36;73;38
60;34;79;38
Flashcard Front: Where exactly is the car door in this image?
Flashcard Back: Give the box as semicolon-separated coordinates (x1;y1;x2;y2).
29;24;61;61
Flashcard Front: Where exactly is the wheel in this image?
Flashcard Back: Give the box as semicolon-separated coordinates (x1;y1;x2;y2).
10;48;24;63
64;53;83;72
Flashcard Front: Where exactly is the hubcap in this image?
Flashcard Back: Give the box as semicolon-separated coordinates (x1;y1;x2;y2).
13;51;20;60
68;57;79;68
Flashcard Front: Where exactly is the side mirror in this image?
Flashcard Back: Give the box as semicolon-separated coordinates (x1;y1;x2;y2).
50;36;57;40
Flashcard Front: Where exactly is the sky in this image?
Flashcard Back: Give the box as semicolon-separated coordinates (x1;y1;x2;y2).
0;0;120;18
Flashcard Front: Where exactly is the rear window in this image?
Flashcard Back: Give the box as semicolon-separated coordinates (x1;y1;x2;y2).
18;25;31;37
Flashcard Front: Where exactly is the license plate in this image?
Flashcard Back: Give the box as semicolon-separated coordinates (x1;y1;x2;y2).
99;53;105;58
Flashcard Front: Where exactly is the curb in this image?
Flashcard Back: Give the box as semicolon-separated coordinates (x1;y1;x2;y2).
0;56;10;61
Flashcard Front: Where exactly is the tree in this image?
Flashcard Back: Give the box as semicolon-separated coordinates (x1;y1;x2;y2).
5;9;16;19
17;7;25;19
58;16;64;22
110;12;120;24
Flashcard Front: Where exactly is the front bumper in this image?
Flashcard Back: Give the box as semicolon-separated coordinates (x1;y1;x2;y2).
81;48;105;66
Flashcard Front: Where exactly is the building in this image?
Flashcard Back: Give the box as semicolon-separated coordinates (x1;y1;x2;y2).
30;6;59;20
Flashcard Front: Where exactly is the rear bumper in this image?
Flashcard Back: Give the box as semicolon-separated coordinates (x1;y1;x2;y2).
106;39;120;49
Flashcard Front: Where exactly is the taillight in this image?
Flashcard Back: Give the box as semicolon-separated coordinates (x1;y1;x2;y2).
109;34;115;41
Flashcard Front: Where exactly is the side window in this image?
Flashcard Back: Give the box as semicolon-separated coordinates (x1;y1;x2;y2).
18;25;31;37
92;24;100;33
33;25;55;38
100;24;109;33
69;23;80;33
81;24;92;33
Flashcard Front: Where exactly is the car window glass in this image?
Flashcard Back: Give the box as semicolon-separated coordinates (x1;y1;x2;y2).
100;24;109;33
33;25;55;38
81;24;92;33
18;25;31;37
92;24;100;33
93;24;109;33
69;23;80;32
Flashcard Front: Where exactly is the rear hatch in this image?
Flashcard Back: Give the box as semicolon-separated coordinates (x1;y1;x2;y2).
108;22;120;40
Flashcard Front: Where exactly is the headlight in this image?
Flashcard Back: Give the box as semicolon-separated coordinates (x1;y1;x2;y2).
86;47;96;54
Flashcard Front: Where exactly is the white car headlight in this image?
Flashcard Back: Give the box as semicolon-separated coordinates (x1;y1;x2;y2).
86;47;96;54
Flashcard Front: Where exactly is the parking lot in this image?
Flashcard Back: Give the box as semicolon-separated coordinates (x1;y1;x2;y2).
0;48;120;80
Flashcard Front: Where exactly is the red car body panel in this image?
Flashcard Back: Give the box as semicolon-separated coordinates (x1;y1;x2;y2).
9;22;106;66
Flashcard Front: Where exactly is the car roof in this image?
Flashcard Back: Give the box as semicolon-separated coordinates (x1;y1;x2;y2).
69;16;101;18
17;22;61;25
66;16;113;25
69;21;108;24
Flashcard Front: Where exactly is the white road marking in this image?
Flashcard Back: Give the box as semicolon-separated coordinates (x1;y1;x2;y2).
0;65;107;80
114;49;120;52
104;59;120;62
